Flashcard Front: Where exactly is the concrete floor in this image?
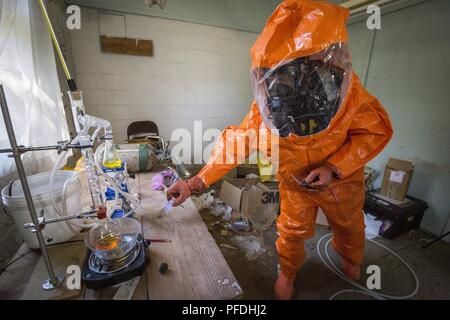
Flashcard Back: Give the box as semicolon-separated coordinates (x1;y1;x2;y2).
0;211;23;272
200;209;450;300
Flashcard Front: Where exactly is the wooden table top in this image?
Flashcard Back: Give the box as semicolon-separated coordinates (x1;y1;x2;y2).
0;170;242;300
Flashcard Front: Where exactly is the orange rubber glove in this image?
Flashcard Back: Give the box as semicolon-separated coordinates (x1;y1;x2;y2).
304;165;334;187
167;176;206;207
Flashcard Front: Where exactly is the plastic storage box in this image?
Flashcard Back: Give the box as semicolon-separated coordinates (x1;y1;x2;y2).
364;190;428;239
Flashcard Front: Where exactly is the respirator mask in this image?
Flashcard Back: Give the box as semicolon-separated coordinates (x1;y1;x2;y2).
252;43;352;137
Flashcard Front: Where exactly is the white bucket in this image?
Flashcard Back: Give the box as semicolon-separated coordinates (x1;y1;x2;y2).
1;170;82;249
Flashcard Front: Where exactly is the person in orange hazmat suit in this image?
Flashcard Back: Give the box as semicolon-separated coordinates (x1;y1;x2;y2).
167;0;393;300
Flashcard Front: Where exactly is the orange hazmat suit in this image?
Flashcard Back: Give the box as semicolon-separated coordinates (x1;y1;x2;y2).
179;0;393;280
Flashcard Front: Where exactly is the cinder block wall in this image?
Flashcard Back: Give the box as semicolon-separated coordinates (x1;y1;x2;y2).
69;8;257;146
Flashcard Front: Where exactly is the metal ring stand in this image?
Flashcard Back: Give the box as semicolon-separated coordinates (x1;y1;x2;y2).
0;85;65;290
0;85;96;290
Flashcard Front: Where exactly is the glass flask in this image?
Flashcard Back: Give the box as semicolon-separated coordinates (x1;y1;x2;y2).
85;212;141;262
102;138;122;169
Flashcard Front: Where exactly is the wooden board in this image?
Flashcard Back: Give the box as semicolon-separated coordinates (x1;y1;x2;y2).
138;172;243;300
100;35;153;57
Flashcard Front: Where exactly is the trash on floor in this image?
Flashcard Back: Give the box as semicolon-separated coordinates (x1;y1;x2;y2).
231;235;267;261
380;220;394;236
364;213;382;240
210;202;232;218
219;243;238;250
229;218;252;232
191;190;216;211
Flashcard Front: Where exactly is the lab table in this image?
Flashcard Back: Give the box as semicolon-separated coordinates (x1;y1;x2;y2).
0;170;242;300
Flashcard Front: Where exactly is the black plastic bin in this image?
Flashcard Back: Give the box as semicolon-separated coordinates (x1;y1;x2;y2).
364;190;428;239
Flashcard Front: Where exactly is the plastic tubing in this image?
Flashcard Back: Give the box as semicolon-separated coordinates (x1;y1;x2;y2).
93;144;138;217
48;150;80;232
49;136;97;229
91;127;101;143
94;143;164;215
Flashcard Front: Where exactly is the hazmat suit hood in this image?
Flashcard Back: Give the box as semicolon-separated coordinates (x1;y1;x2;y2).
195;0;392;193
251;0;352;137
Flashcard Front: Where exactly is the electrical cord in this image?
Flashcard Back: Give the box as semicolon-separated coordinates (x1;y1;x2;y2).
0;250;32;273
317;233;420;300
47;239;84;247
0;240;85;273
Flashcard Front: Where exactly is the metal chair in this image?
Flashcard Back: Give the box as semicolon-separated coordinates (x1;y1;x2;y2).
127;121;159;141
126;121;169;158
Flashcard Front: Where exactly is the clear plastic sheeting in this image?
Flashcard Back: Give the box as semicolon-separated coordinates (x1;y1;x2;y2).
252;43;352;137
0;0;16;55
0;0;68;179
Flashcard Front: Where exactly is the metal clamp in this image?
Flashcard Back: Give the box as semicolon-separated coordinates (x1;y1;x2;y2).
23;208;97;232
23;210;46;232
0;140;92;156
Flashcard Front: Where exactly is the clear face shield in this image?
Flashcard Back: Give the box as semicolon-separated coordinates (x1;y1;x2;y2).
252;43;352;137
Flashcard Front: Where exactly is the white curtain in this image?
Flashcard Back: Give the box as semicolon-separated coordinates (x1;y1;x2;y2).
0;0;69;180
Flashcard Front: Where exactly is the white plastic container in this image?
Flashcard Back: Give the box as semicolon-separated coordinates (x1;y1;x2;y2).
1;170;82;249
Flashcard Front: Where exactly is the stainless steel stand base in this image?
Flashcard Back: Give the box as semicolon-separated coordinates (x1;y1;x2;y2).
42;273;65;291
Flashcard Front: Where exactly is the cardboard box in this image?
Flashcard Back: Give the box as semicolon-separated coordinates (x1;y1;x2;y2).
236;164;259;178
380;158;413;201
219;179;279;230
